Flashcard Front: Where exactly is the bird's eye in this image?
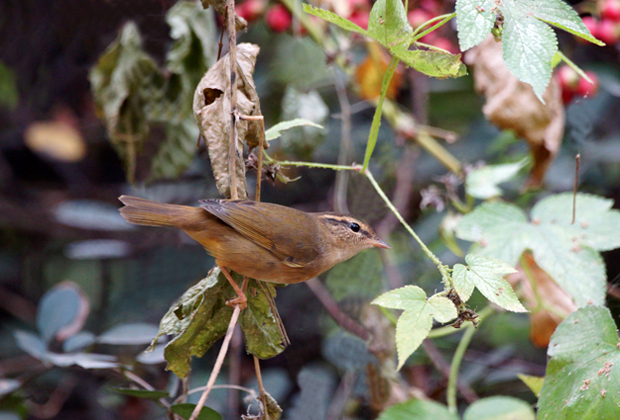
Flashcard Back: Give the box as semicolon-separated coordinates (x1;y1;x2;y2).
349;222;360;232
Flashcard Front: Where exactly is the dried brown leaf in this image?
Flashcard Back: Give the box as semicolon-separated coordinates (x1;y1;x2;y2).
465;36;564;188
193;43;262;199
507;253;578;347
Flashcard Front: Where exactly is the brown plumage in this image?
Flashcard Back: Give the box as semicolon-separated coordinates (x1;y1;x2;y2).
119;195;389;286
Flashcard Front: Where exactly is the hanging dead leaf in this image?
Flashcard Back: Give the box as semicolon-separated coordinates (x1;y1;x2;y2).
465;36;564;188
193;43;263;199
354;42;403;101
507;252;578;347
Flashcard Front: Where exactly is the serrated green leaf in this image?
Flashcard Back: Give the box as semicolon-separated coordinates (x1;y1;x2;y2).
265;118;324;141
466;158;529;199
302;4;367;35
518;0;604;46
452;255;525;312
378;398;459;420
372;286;456;369
391;47;467;78
531;193;620;251
367;0;413;49
538;306;620;420
463;396;535;420
456;194;617;306
455;0;496;51
501;1;557;101
111;388;170;400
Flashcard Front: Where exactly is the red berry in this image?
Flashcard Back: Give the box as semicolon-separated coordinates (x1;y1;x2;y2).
581;16;600;39
420;0;441;15
576;71;599;98
408;9;434;30
598;19;620;44
349;11;369;30
557;65;580;91
236;0;265;22
265;4;292;33
601;0;620;22
348;0;370;12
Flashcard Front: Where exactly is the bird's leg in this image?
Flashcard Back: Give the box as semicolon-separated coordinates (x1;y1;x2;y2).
219;266;247;310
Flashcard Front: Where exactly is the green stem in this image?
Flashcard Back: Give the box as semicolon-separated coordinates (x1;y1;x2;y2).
446;305;493;413
365;170;452;288
360;56;400;173
277;161;359;171
412;13;457;42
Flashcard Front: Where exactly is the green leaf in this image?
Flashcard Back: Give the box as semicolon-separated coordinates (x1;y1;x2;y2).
89;22;162;181
538;306;620;420
531;192;620;252
463;396;535;420
111;388;170;400
372;286;457;369
378;398;459;420
36;282;89;344
166;1;217;79
518;0;604;46
265;118;324;141
455;0;496;51
302;4;367;35
456;194;612;307
452;255;525;312
158;268;286;378
501;0;558;101
466;158;529;199
517;373;544;397
0;61;18;110
238;280;288;360
367;0;413;49
391;47;467;78
171;403;222;420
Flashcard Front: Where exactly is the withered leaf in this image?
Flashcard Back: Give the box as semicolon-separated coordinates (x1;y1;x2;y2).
193;43;263;199
465;35;564;188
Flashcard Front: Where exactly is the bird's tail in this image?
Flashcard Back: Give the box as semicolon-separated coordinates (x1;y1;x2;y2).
119;195;202;228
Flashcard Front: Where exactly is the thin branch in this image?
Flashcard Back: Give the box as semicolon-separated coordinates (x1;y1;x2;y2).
227;0;239;201
305;278;370;341
189;305;242;420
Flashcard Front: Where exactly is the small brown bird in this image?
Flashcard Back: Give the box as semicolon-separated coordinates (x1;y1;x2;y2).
118;195;389;307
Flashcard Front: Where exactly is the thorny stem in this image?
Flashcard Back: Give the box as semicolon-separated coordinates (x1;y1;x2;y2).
364;170;453;288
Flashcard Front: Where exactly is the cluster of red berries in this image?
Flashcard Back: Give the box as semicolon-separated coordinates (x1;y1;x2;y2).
582;0;620;44
235;0;293;33
557;66;599;104
235;0;454;49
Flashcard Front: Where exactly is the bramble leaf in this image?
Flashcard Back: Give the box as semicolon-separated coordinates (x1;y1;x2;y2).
372;286;456;369
538;306;620;419
453;255;525;312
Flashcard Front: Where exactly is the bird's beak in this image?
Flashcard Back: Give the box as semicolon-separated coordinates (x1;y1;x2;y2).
370;238;391;249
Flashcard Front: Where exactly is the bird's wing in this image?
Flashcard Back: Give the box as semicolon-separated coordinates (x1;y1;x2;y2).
199;200;318;268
